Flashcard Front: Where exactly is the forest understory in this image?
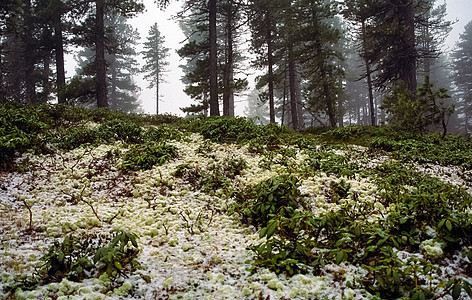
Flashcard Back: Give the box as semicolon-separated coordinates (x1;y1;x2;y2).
1;105;472;300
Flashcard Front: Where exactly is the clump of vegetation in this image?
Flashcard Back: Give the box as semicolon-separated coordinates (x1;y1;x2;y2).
120;142;178;171
144;125;183;143
230;163;472;299
381;77;454;134
52;126;99;150
98;119;143;144
6;231;140;295
231;174;306;227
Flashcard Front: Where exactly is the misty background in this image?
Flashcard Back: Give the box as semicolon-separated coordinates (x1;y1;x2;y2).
61;0;471;117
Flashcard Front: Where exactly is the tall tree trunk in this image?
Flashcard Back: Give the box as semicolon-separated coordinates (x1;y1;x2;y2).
23;0;36;103
281;66;287;126
402;1;417;95
223;1;234;117
42;56;51;103
288;47;298;130
208;0;219;116
53;1;66;104
362;20;376;126
0;48;4;101
110;57;117;110
95;0;108;108
156;71;159;115
266;13;275;124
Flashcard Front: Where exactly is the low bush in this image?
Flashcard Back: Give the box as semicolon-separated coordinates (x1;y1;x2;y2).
120;142;178;171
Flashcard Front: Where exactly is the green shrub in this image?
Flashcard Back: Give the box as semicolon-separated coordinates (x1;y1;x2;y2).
144;125;182;143
120;142;178;171
38;230;140;285
52;126;99;150
381;77;453;133
231;174;305;227
98;119;143;143
190;116;263;143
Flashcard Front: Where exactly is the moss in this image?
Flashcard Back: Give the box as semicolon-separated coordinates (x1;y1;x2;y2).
113;281;132;296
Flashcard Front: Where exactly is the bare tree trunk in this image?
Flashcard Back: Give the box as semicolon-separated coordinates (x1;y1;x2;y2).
266;13;275;124
223;1;234;117
110;57;117;110
156;71;159;115
0;49;4;101
41;56;51;103
53;5;66;104
362;20;376;126
289;47;298;130
95;0;108;108
209;0;219;116
402;1;417;95
281;66;287;126
23;0;36;103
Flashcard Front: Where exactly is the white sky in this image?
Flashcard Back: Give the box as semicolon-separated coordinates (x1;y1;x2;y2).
66;0;472;116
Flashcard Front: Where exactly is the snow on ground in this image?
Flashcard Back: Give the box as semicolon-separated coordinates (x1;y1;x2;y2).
0;134;470;299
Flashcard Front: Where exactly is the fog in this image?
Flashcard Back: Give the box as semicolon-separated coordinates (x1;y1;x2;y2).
66;0;472;117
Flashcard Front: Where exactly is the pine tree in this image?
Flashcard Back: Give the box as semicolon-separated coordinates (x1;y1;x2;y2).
452;21;472;133
74;14;142;113
177;0;247;116
73;0;143;108
248;0;281;124
141;23;170;115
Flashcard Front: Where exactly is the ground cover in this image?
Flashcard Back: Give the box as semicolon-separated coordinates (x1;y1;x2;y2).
1;104;472;299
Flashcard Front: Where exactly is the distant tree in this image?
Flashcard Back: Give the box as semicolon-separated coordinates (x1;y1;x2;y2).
177;0;247;116
72;0;143;108
295;0;344;128
452;21;472;133
416;0;453;81
248;0;281;123
244;88;269;124
74;14;142;113
141;23;170;115
382;76;453;135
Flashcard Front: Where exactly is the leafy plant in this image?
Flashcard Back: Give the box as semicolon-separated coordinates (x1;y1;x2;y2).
231;174;305;227
98;119;143;143
381;77;453;133
120;142;178;171
94;230;141;280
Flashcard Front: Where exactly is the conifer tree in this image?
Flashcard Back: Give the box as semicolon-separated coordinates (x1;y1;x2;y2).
141;23;170;115
452;21;472;133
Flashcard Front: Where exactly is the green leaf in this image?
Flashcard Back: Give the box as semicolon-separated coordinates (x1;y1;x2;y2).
335;251;344;264
114;261;123;270
452;283;462;300
266;220;279;239
57;252;65;264
393;271;401;285
446;220;453;231
259;226;268;238
463;282;472;296
438;218;446;229
418;290;425;300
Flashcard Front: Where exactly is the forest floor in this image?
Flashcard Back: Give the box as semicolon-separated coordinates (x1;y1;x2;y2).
1;111;472;299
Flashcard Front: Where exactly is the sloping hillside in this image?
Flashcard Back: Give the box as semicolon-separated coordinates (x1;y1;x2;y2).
1;104;472;299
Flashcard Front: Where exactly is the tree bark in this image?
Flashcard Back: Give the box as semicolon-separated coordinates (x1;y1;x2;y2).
223;1;234;116
23;0;36;103
95;0;108;108
401;1;417;95
156;70;159;115
42;56;51;103
208;0;219;116
362;20;376;126
266;13;275;124
288;47;298;130
110;56;117;110
52;0;66;104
